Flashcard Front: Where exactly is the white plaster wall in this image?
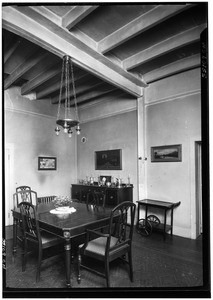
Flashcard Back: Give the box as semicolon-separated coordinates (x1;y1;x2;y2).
144;68;201;238
77;110;138;205
5;87;77;201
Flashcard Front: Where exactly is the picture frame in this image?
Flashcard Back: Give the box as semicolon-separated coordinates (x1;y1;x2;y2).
151;145;182;162
95;149;122;170
99;175;112;183
38;156;57;170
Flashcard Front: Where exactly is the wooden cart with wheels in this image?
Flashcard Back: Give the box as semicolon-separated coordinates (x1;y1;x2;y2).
136;199;181;239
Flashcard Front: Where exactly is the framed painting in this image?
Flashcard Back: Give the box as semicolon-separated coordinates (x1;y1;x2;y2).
151;145;182;162
95;149;122;170
38;156;57;170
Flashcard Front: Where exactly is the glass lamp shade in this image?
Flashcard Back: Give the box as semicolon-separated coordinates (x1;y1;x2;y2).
68;128;73;138
55;126;60;136
76;124;81;135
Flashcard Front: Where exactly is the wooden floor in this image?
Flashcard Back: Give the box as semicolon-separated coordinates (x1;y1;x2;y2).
3;229;209;298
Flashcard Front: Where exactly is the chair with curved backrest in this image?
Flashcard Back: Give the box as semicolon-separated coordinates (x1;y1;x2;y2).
13;189;38;247
85;189;106;208
16;185;31;192
77;201;136;287
18;201;64;282
16;186;32;202
14;188;38;207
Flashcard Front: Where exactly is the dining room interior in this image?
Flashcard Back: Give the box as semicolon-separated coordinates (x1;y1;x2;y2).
2;2;210;298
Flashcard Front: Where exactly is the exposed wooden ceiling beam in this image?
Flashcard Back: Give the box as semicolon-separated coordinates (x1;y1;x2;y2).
98;4;194;54
123;24;206;70
51;81;108;104
4;51;48;90
143;54;200;83
37;72;88;100
62;6;99;30
21;62;61;95
2;6;146;97
4;39;20;63
70;85;118;105
70;28;97;50
30;6;62;26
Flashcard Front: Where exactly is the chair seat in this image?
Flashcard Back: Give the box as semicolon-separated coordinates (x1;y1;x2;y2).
77;201;136;287
81;236;118;256
41;231;64;248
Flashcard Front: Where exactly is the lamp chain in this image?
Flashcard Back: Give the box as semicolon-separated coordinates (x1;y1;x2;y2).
70;58;79;121
65;55;69;120
57;55;65;120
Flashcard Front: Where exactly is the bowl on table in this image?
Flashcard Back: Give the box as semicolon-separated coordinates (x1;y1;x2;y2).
55;206;70;212
52;196;73;209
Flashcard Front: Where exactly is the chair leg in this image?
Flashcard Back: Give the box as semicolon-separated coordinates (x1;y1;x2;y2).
22;239;28;272
128;248;134;282
105;258;110;287
36;248;42;282
77;252;81;284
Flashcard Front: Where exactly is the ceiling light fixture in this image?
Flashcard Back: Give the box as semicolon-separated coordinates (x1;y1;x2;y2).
55;55;81;138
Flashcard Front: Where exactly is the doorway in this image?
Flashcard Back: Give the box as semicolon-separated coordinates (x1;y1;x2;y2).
195;141;202;237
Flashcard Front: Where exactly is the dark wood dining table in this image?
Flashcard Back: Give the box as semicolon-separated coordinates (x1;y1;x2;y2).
12;201;115;288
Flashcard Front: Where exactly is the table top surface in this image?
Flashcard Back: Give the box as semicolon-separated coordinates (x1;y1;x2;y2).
137;199;180;208
12;202;113;235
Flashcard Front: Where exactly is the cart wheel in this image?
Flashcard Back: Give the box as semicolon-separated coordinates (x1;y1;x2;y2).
136;218;152;237
147;215;160;227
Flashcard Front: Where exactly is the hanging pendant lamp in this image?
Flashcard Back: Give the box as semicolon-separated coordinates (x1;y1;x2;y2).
55;55;81;138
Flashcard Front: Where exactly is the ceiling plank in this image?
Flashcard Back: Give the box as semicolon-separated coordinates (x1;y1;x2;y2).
51;81;109;104
2;6;146;97
70;85;118;105
62;6;99;30
21;63;61;95
143;54;200;83
98;4;195;54
36;72;88;99
4;40;20;63
123;24;206;70
4;51;48;90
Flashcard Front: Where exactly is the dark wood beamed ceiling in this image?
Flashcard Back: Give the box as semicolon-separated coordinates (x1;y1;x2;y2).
2;3;207;106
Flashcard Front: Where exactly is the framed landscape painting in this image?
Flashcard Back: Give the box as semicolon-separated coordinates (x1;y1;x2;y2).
151;145;182;162
38;157;57;170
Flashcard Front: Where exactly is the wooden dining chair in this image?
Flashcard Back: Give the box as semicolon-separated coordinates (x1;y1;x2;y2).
77;201;136;287
85;190;106;208
16;186;32;203
16;185;31;192
14;189;38;207
13;190;38;247
92;190;106;208
18;201;64;282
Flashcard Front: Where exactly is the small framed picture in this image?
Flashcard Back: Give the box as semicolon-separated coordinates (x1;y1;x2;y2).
151;145;182;162
38;157;57;170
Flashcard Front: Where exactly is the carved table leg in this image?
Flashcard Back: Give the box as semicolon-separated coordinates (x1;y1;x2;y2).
63;231;71;288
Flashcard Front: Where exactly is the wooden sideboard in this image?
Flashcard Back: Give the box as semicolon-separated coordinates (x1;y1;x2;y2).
71;184;133;207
